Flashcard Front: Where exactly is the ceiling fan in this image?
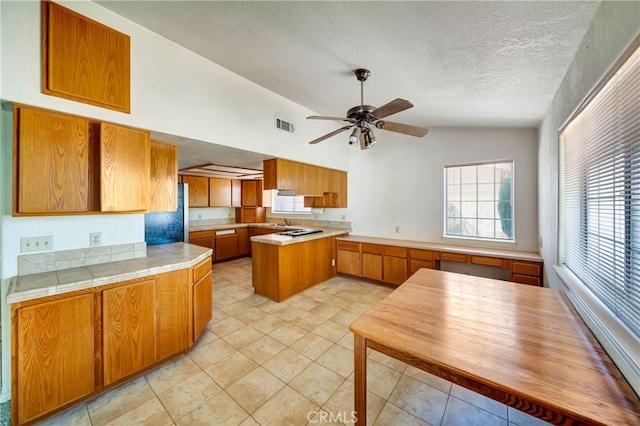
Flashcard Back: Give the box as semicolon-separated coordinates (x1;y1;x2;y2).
307;69;429;149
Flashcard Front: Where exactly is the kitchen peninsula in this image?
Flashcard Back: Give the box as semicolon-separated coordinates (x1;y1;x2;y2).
7;243;212;425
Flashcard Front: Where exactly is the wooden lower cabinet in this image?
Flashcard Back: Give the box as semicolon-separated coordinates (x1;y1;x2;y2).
384;256;408;285
237;227;250;256
215;232;239;261
337;240;360;276
12;257;211;424
362;253;383;281
103;280;157;385
15;294;95;425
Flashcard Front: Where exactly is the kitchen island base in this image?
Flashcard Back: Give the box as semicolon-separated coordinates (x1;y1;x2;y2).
252;236;337;302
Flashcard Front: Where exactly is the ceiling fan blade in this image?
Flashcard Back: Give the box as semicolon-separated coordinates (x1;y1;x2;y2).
308;125;353;144
307;115;355;123
371;98;413;119
375;120;429;137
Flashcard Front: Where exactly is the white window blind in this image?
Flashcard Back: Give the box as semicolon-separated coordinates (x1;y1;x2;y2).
271;193;311;214
560;45;640;339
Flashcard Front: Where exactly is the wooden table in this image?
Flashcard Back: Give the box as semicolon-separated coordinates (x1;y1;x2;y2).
349;268;640;425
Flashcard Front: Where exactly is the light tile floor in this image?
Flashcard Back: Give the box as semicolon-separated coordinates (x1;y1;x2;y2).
39;258;553;426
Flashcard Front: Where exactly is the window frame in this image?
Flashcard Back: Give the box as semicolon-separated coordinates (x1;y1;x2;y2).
443;159;515;243
270;192;312;215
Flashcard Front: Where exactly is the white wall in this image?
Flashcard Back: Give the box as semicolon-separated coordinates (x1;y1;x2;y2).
348;128;539;251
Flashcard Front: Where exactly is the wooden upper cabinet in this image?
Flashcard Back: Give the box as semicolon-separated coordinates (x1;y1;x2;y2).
103;279;157;385
16;294;95;424
182;176;209;207
42;1;130;113
14;105;93;214
241;180;263;206
263;158;347;206
231;179;242;207
209;178;232;207
149;141;178;212
100;123;150;212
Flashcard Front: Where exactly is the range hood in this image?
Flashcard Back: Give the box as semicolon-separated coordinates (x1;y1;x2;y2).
277;190;296;196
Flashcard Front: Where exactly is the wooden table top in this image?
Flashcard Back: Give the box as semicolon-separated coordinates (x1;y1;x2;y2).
349;268;640;425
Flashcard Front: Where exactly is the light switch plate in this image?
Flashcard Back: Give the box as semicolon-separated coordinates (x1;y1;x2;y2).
20;236;54;253
90;232;102;247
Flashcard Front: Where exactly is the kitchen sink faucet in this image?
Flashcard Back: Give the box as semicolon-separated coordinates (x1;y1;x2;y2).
282;218;291;226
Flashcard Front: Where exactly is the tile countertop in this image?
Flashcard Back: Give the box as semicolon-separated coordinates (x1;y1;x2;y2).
338;235;542;262
251;227;351;246
7;243;213;305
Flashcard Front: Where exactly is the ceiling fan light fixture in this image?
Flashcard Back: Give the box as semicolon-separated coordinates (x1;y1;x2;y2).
363;127;377;149
348;127;361;146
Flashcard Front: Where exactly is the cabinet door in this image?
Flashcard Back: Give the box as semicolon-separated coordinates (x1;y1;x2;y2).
149;141;177;212
103;280;157;385
182;176;209;207
156;270;189;359
209;178;232;207
337;249;360;276
16;294;95;424
231;180;242;207
193;271;213;342
384;256;408;285
241;180;262;206
15;106;90;214
409;259;434;274
215;233;239;261
362;253;383;281
237;227;250;256
100;123;150;212
43;1;130;113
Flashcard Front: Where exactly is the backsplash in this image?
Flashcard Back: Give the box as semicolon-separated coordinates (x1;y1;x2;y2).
269;218;352;230
18;242;147;275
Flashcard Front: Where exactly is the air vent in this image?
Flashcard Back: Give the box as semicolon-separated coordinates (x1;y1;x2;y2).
275;117;295;133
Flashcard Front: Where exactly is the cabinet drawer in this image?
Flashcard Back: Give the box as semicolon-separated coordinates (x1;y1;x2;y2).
189;230;215;240
362;243;383;254
337;240;360;251
409;259;434;274
512;261;541;276
512;274;542;286
471;256;506;268
383;245;407;258
409;249;433;261
193;257;212;283
440;252;468;263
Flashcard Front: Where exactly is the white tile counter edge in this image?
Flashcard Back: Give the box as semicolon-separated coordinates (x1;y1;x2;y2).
7;243;213;304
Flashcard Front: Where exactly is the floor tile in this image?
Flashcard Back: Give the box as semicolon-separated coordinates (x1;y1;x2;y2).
87;376;156;426
290;332;334;360
508;406;555;426
316;344;354;378
195;329;219;346
222;325;265;349
104;396;172;426
273;306;306;321
156;371;222;421
289;362;345;406
290;312;328;331
250;314;286;334
388;375;448;425
404;365;452;394
252;386;318;426
269;323;308;345
442;396;508;426
366;360;403;400
233;306;268;324
175;390;249;426
188;338;237;370
329;310;362;327
205;350;259;389
312;320;349;342
451;384;508;419
38;404;91;426
369;351;408;373
374;402;429;426
241;335;287;364
309;303;342;319
210;316;247;337
323;378;386;425
145;355;202;394
226;367;285;414
262;347;313;383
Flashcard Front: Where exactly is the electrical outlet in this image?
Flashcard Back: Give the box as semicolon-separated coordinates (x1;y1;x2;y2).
90;232;102;247
395;226;400;233
331;259;335;266
341;215;347;221
20;236;54;253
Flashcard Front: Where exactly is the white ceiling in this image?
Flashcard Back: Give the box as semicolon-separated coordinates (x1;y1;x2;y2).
97;0;601;166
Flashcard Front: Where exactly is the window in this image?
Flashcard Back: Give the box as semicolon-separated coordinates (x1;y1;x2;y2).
560;45;639;340
444;160;514;241
270;192;312;214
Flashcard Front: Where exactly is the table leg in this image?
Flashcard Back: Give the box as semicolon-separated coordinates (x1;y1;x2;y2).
354;334;367;426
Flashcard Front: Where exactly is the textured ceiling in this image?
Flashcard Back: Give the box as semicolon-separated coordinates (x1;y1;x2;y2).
96;1;600;168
